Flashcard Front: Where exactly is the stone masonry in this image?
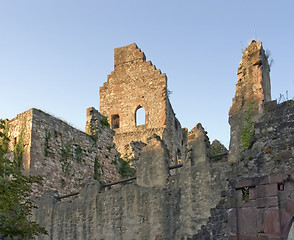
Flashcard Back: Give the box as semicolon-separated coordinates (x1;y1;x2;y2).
6;108;120;197
33;96;294;239
229;40;271;162
3;40;294;239
100;43;186;166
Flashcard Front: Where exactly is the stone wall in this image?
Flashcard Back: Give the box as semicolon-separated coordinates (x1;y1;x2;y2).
7;41;294;239
189;100;294;239
229;40;271;162
33;132;230;240
230;100;294;179
6;109;34;175
99;43;186;165
7;108;121;197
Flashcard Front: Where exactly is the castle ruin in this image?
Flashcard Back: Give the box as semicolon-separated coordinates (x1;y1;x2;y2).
2;40;294;239
99;43;186;166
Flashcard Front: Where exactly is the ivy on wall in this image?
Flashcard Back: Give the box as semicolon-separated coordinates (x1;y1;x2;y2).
60;141;72;175
241;101;256;149
100;116;110;128
44;130;51;157
93;156;101;182
13;129;25;169
75;145;83;163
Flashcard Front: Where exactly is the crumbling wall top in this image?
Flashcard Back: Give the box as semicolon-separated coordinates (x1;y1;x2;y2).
230;40;271;116
114;43;146;67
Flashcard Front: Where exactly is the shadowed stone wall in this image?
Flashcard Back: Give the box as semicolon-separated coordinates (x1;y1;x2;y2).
33;132;230;240
189;100;294;239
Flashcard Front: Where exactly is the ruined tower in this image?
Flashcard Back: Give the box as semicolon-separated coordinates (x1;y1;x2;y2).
100;43;186;164
229;40;271;162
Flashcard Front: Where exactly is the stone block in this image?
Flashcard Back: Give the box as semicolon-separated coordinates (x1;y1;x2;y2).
241;199;257;208
228;208;237;234
237;207;258;236
257;208;265;233
249;187;257;200
256;184;278;198
256;185;266;198
279;208;292;237
238;236;258;240
269;174;283;184
257;197;278;208
235;178;256;189
264;208;281;237
79;179;100;200
228;235;238;240
285;200;294;216
136;135;169;188
256;236;269;240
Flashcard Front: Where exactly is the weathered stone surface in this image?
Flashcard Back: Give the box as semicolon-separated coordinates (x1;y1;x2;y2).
187;123;210;165
3;41;294;240
7;108;121;197
136;134;169;188
229;40;271;162
99;43;186;166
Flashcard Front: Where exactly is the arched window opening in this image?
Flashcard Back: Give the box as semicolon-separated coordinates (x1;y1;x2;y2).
111;114;120;129
135;106;145;126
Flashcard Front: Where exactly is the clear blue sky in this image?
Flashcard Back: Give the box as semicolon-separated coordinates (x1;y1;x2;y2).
1;1;293;147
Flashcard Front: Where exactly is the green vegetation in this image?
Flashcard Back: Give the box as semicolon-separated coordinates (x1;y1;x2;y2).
118;158;135;178
241;101;256;149
60;141;72;175
75;145;83;163
0;121;9;155
93;156;101;182
242;187;250;202
100;116;110;128
60;178;66;188
0;119;47;239
106;145;113;151
89;129;99;143
210;139;227;161
44;130;51;157
13;129;25;169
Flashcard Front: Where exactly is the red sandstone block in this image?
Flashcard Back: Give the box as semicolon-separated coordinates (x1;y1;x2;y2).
252;176;270;185
257;236;269;240
279;208;292;237
264;208;281;236
228;208;237;234
269;174;283;184
265;184;278;197
238;207;258;236
285;200;294;216
228;235;237;240
256;184;278;198
257;197;278;208
235;179;256;189
257;208;265;233
258;176;270;185
238;236;258;240
250;187;257;200
256;185;266;198
241;199;257;208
